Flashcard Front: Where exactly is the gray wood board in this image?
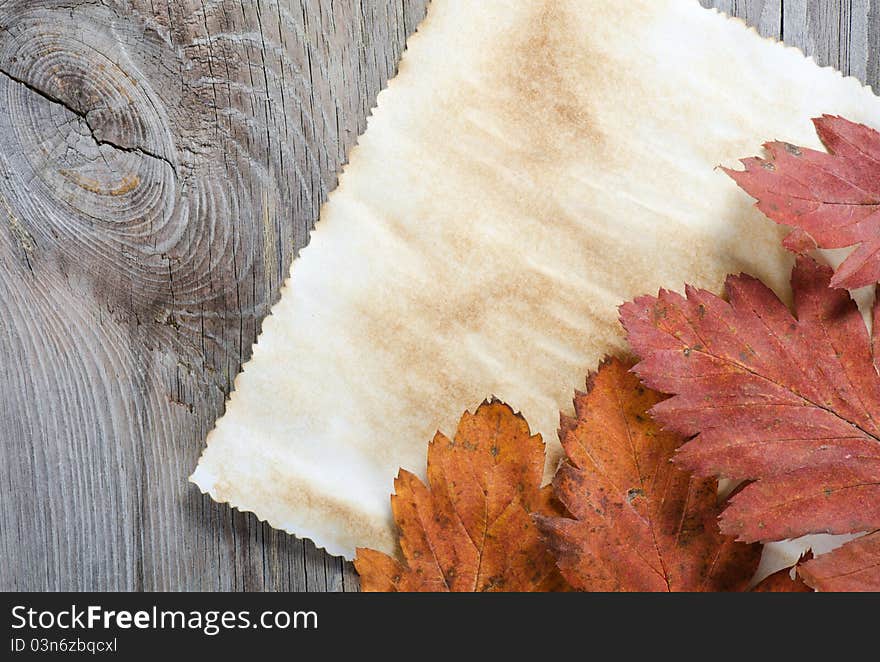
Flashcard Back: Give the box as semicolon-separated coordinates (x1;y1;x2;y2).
1;0;876;591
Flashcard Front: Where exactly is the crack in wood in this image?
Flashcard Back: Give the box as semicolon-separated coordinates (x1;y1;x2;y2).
0;66;179;178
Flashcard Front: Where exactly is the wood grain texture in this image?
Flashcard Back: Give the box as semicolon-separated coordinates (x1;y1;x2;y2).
0;0;430;592
1;0;876;592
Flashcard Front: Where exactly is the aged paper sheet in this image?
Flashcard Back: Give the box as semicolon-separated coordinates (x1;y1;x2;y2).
191;0;880;569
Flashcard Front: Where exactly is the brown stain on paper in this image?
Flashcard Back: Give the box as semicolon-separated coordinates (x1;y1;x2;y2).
494;0;610;169
348;1;642;479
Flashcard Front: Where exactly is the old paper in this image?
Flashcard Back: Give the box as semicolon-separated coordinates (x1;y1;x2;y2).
191;0;880;569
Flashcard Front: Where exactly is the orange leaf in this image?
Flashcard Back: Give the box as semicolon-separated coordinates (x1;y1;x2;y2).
536;358;761;591
751;568;813;592
752;552;814;592
354;400;567;591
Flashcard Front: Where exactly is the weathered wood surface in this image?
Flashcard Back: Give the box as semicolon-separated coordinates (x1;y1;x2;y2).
1;0;877;592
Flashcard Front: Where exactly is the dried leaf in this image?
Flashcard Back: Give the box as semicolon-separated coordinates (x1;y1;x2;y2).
799;532;880;591
752;552;814;592
621;256;880;589
726;115;880;289
354;400;567;591
536;358;761;591
751;568;813;592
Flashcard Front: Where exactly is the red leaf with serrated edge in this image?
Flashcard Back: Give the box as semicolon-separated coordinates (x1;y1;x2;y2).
536;358;761;591
620;256;880;588
799;531;880;591
726;115;880;289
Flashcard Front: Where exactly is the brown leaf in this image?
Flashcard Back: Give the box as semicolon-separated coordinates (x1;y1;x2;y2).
751;568;813;592
621;256;880;590
354;400;567;591
752;552;814;592
536;358;761;591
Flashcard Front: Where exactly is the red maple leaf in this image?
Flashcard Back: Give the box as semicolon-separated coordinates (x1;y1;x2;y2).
726;115;880;289
620;255;880;590
798;534;880;591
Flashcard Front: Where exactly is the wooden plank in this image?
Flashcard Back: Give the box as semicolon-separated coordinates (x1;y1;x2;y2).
702;0;878;89
701;0;783;39
783;0;868;81
0;0;874;592
0;0;429;592
871;2;880;90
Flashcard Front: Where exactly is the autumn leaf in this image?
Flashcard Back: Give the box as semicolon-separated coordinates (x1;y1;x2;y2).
798;532;880;591
620;255;880;590
725;115;880;289
354;399;567;591
535;358;761;591
751;567;813;592
751;552;814;592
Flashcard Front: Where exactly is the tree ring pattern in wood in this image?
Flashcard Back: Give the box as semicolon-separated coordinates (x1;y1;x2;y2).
0;15;178;262
0;2;270;336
